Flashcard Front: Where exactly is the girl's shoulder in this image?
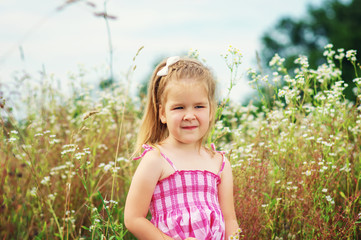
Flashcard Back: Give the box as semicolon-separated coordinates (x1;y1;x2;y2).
209;149;223;163
133;145;166;181
204;145;225;161
200;146;226;174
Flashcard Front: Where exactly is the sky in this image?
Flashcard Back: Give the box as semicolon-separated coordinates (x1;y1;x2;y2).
0;0;324;103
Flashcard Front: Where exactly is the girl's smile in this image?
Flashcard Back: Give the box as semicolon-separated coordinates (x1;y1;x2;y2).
181;126;198;130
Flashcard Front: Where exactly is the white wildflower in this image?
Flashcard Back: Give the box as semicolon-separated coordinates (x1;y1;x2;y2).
325;195;335;204
48;193;56;201
103;164;112;172
269;53;285;67
29;187;37;197
346;49;357;62
278;90;286;97
41;176;50;185
353;78;361;85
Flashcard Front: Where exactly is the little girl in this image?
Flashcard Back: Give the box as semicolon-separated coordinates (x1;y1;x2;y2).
124;56;240;240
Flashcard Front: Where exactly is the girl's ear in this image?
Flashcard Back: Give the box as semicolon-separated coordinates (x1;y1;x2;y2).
159;105;167;124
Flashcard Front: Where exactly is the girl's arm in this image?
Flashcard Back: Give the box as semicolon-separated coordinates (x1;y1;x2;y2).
124;150;173;240
218;157;240;239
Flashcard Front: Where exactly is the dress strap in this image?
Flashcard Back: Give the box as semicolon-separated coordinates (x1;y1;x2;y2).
133;144;178;171
211;143;226;176
159;152;178;171
133;144;154;160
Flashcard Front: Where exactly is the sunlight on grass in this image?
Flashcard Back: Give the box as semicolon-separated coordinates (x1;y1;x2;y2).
1;45;360;239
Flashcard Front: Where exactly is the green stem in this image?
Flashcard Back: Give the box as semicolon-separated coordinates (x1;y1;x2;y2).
47;200;63;240
98;191;117;237
104;0;114;82
352;62;358;78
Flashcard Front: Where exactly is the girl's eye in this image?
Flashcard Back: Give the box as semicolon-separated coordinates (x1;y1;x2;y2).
173;107;183;110
195;105;205;109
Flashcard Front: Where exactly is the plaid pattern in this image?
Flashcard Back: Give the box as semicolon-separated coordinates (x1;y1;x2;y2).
138;144;225;240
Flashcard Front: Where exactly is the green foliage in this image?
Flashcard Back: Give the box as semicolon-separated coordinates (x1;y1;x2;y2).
214;45;361;239
0;68;139;239
1;45;361;239
261;0;361;101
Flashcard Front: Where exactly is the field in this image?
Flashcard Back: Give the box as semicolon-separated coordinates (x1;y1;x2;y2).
1;46;360;239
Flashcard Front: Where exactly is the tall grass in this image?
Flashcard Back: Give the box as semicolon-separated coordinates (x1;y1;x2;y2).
1;45;360;239
213;45;361;239
0;65;140;239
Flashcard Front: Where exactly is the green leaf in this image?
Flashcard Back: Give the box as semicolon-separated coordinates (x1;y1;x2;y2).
263;192;271;200
339;191;347;200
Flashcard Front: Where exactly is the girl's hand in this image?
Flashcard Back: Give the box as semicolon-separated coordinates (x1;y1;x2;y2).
185;238;198;240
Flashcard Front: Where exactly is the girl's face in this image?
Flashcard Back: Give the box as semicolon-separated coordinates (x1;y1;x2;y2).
160;81;210;146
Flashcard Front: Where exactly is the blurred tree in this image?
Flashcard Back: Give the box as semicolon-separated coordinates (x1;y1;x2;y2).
261;0;361;101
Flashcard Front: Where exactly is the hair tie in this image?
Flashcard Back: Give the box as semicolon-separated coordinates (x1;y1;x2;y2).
156;56;180;76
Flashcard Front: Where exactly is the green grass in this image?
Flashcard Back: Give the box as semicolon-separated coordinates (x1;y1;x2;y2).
1;45;360;239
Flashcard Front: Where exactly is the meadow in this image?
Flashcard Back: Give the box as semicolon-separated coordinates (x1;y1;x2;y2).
0;45;360;239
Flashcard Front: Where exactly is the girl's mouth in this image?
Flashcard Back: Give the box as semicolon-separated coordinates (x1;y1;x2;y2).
182;126;197;130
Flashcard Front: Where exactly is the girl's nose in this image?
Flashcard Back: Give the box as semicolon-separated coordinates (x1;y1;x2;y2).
183;112;196;121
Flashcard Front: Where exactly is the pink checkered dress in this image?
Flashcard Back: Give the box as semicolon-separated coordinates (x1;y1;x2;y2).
135;144;226;240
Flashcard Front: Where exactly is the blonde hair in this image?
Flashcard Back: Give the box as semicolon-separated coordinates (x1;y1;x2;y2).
135;57;216;154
